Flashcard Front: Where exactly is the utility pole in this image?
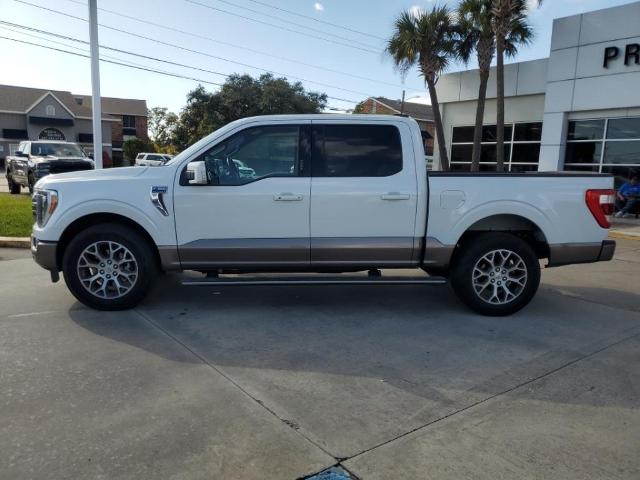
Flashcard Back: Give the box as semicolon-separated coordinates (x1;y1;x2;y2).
400;90;406;114
88;0;102;168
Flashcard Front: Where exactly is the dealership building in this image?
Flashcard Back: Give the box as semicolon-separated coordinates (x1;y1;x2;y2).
434;1;640;182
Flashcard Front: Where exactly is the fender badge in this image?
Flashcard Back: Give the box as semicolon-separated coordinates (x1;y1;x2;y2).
151;185;168;194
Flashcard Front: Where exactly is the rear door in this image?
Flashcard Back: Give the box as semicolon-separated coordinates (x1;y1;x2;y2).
309;121;418;267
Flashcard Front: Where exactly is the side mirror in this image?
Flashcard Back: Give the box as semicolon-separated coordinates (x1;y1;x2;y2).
186;161;208;185
88;153;94;160
14;151;26;157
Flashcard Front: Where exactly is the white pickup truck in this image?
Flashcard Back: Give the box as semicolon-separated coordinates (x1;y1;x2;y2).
31;115;616;315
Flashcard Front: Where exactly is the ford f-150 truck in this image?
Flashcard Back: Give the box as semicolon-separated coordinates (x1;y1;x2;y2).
6;140;94;194
30;115;616;315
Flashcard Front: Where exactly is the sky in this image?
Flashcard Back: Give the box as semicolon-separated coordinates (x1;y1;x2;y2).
0;0;636;114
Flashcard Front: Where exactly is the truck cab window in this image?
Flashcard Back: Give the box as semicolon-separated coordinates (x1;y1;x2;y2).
312;124;402;177
193;125;300;186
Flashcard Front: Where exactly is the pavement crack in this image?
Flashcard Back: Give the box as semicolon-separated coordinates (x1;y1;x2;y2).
133;308;337;461
341;329;640;464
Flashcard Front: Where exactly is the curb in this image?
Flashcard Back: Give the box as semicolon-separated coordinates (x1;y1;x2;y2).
0;236;31;249
609;231;640;241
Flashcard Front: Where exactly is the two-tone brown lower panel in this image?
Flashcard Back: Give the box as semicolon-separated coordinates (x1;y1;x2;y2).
173;237;423;270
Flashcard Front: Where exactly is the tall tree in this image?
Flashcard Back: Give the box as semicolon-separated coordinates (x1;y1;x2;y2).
148;107;179;153
387;6;457;171
457;0;495;171
458;0;534;171
492;0;536;171
173;74;327;150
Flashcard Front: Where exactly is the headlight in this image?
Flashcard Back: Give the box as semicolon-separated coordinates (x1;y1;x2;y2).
32;189;59;227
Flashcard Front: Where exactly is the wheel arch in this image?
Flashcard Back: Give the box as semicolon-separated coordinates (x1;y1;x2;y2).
56;213;162;272
452;213;550;266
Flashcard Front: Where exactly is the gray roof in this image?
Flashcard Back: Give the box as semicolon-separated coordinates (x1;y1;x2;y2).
373;97;434;121
0;84;147;117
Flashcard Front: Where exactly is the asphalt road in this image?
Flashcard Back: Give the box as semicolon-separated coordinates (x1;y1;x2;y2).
1;242;639;479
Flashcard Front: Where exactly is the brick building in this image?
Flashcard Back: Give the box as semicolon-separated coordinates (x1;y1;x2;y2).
356;97;435;158
0;84;147;168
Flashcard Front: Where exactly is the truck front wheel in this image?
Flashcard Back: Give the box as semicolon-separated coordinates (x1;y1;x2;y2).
450;233;540;316
62;223;156;310
7;172;21;194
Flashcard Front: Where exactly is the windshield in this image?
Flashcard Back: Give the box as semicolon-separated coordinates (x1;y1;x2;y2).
31;143;85;157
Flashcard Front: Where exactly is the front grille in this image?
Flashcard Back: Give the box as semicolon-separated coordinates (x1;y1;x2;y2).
49;161;93;174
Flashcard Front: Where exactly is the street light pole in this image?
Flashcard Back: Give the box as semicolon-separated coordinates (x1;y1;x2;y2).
88;0;102;169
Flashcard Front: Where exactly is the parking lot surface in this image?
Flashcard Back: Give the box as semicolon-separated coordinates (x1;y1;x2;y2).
1;241;639;479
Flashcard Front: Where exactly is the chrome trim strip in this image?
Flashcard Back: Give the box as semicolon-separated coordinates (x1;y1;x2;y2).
150;186;169;216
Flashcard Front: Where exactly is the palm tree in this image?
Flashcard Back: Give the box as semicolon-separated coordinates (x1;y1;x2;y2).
492;0;538;171
456;0;533;171
456;0;495;171
387;5;457;171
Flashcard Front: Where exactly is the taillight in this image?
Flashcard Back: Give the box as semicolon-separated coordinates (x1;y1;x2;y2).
585;189;615;228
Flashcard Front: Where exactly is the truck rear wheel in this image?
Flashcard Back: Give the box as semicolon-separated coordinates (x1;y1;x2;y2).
62;223;156;310
450;233;540;316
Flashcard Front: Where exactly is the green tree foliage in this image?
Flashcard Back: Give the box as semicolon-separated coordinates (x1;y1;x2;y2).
148;107;179;154
387;5;458;170
173;73;327;150
123;137;155;162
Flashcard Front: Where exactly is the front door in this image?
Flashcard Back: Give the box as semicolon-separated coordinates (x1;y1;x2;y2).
174;123;311;269
309;122;418;267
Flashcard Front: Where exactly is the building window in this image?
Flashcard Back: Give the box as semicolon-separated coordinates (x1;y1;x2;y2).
45;104;55;116
564;116;640;187
122;115;137;136
449;122;541;171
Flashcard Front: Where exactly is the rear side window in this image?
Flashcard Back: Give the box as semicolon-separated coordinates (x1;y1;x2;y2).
136;153;145;159
312;124;402;177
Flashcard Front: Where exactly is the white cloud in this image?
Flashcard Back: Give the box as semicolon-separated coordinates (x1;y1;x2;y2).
314;2;324;12
409;5;423;17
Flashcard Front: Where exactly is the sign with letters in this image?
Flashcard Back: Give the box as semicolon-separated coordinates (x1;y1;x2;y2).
603;43;640;68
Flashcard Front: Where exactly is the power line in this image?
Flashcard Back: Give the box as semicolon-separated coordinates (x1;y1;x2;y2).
10;3;378;98
0;33;360;105
59;0;417;91
189;0;379;49
243;0;387;41
0;34;226;87
184;0;379;54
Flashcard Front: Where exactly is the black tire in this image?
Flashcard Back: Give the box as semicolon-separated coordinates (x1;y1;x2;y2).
450;233;540;316
62;223;156;310
7;173;21;194
28;172;35;195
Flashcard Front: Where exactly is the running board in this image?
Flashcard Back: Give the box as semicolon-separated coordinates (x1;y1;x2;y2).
181;275;447;286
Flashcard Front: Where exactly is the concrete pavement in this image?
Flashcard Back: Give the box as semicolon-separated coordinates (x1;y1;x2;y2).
0;241;639;479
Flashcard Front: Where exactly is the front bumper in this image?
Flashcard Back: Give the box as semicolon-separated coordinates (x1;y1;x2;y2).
31;236;58;271
547;240;616;267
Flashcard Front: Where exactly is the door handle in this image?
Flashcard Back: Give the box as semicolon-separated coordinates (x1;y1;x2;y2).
381;192;410;201
274;193;303;201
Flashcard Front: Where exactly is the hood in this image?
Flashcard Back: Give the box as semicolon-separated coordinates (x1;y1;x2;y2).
36;166;148;188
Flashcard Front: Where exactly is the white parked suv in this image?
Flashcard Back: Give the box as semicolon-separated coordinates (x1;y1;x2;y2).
135;152;173;166
30;115;616;315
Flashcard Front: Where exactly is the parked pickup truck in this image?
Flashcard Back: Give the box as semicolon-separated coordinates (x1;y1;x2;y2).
6;140;94;194
30;115;616;315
